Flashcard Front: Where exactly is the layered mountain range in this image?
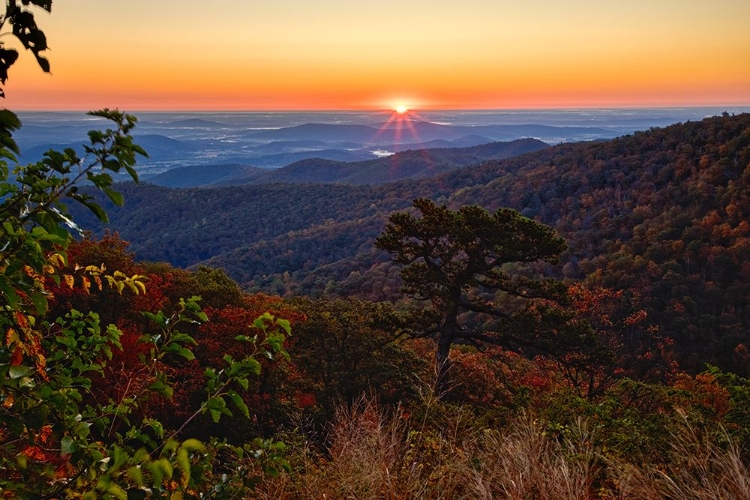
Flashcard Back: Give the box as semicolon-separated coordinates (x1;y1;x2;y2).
73;113;750;373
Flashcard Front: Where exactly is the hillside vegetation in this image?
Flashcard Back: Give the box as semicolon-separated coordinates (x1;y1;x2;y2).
6;3;750;496
78;113;750;375
6;109;750;497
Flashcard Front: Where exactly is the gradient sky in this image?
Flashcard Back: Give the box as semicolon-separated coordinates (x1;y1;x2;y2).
3;0;750;110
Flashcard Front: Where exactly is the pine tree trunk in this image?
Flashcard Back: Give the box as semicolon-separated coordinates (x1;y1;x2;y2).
435;303;459;399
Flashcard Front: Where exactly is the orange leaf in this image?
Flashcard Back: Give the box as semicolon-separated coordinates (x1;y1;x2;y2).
2;393;14;408
5;327;19;347
14;312;29;329
10;346;23;366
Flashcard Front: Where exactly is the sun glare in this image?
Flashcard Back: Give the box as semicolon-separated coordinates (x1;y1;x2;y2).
395;105;409;115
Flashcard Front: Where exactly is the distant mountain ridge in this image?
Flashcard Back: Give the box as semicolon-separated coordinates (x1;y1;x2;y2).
243;138;549;185
146;138;549;187
13;112;640;182
245;120;613;144
18;134;198;163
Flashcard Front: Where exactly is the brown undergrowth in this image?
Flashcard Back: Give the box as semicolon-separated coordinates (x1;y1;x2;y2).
241;393;749;500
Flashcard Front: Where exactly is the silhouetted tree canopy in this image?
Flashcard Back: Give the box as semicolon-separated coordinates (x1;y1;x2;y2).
0;1;51;97
376;198;567;394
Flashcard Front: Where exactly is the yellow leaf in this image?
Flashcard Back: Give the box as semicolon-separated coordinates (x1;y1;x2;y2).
48;253;66;268
94;276;103;291
5;327;20;346
33;350;48;380
85;265;103;275
64;275;75;289
82;277;91;295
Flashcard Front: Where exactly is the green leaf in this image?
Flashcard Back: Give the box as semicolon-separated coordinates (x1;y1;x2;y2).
276;318;292;335
242;357;262;376
205;396;232;423
60;435;77;454
159;458;174;480
209;409;222;423
112;444;128;470
167;346;195;361
8;365;33;379
149;460;163;487
147;379;173;399
103;187;124;206
142;311;168;329
29;291;47;315
69;193;108;223
176;448;191;488
180;439;205;453
126;465;144;486
0;277;21;309
227;390;250;418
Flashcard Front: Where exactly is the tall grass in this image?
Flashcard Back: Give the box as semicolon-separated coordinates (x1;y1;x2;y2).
614;418;750;500
248;396;600;499
243;391;750;499
470;415;596;499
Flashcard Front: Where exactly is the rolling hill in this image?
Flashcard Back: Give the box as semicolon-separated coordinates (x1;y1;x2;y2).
144;138;548;187
74;113;750;374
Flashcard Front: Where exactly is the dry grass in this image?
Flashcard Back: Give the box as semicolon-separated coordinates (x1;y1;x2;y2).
325;396;407;499
613;418;750;500
248;396;601;499
470;415;596;500
245;396;750;499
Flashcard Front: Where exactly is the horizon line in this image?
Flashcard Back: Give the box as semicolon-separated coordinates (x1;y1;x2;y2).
12;104;750;114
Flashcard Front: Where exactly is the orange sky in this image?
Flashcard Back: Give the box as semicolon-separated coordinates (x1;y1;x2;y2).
3;0;749;111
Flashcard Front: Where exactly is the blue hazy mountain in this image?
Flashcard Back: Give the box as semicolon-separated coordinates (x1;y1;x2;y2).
243;120;613;144
14;108;748;180
147;138;548;187
17;134;198;164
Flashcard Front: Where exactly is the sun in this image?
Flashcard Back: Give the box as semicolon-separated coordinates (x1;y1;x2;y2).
395;105;408;115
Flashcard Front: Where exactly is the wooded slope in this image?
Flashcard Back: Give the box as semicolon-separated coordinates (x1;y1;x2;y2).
80;113;750;372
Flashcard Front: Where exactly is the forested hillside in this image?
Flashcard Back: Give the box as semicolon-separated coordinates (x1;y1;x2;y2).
5;0;750;496
79;113;750;374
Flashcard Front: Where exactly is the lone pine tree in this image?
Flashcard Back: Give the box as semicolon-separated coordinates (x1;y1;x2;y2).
376;198;567;396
